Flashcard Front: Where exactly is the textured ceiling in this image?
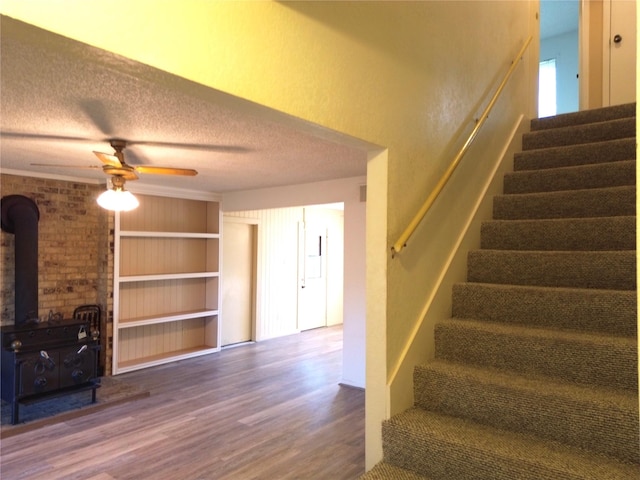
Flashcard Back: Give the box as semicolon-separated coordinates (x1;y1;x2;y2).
0;17;372;194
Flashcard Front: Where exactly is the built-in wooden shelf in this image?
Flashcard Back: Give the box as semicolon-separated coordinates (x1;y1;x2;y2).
116;346;218;374
112;193;221;374
118;309;220;328
120;231;220;239
119;272;220;283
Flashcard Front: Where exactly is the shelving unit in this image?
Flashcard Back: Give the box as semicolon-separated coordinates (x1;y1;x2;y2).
112;193;221;374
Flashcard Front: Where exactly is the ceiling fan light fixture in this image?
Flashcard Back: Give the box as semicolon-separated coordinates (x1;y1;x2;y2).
97;176;139;212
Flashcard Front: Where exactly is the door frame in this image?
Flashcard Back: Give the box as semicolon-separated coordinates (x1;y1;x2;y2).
578;0;590;110
600;0;636;106
222;215;260;344
579;0;622;109
602;0;613;106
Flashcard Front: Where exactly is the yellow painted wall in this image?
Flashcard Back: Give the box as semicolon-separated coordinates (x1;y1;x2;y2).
1;0;537;467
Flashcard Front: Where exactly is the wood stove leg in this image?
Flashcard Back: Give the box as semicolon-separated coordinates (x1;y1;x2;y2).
12;358;22;424
11;399;19;425
91;386;97;404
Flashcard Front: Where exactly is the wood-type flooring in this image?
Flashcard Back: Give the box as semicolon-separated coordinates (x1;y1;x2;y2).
0;326;365;480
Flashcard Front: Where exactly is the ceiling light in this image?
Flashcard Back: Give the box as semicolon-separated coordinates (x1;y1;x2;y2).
97;176;139;212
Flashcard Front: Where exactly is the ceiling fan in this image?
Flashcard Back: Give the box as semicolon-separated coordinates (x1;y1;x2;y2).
32;139;198;181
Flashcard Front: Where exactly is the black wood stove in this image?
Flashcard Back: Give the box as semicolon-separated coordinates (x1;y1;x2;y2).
1;195;101;425
1;319;100;424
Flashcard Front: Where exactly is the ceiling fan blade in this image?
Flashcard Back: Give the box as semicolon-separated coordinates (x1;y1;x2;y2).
2;132;95;143
134;166;198;176
31;163;102;169
93;151;122;168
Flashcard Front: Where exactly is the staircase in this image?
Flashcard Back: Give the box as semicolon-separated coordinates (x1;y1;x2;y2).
362;104;638;479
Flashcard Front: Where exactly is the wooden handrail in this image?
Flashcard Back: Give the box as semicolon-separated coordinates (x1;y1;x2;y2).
391;37;532;257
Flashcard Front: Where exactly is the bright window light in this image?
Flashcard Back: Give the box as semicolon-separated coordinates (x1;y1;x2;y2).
538;58;557;118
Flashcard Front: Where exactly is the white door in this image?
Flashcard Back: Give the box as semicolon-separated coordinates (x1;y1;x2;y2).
221;218;256;346
297;222;327;331
605;0;636;105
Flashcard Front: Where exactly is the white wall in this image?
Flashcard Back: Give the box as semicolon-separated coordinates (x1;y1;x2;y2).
223;176;366;388
342;194;366;388
541;30;579;114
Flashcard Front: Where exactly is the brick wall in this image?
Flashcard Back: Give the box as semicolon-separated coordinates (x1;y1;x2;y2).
1;173;114;375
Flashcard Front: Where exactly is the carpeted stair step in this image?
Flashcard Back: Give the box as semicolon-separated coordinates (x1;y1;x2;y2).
514;137;635;171
434;318;638;392
530;103;635;131
522;117;635;150
381;408;639;480
466;250;636;290
503;160;636;194
413;360;639;464
451;282;636;336
480;216;635;251
359;461;432;480
492;185;635;220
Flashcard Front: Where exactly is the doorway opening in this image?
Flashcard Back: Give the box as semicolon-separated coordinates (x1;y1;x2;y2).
297;203;345;332
222;216;258;347
539;0;579;115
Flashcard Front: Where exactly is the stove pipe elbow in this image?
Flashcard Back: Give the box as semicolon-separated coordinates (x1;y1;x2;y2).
1;195;40;325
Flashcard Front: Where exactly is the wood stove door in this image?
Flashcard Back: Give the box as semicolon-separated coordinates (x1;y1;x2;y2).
59;345;97;388
19;351;59;397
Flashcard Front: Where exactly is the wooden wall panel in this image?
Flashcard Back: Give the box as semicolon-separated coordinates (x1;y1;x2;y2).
207;202;220;234
205;277;220;310
118;318;208;363
121;196;210;232
120;238;208;275
203;315;219;346
206;238;220;271
224;207;302;340
119;279;208;321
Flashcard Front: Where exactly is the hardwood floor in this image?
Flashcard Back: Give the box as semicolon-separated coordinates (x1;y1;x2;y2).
0;326;365;480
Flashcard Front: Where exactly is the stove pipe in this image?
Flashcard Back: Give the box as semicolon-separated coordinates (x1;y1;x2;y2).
1;195;40;325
